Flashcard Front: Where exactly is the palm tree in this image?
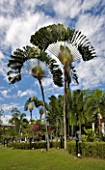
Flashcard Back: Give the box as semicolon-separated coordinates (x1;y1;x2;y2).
29;103;34;122
47;95;63;140
39;107;44;121
31;61;50;149
24;96;45;121
0;109;4;140
84;89;104;121
0;109;4;125
9;108;27;139
7;46;62;150
31;24;96;149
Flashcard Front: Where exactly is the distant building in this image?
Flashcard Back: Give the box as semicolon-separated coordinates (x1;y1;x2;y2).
91;119;105;136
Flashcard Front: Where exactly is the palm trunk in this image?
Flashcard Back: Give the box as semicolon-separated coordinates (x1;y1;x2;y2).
30;110;32;122
63;65;67;149
79;123;82;140
38;79;49;150
71;125;74;138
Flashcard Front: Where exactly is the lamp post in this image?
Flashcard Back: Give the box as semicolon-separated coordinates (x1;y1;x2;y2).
75;132;79;157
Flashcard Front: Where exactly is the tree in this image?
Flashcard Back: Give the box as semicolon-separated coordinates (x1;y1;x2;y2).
9;108;27;139
84;89;105;121
0;109;4;125
0;109;4;140
39;107;44;121
31;24;96;149
71;90;86;139
84;89;105;138
24;96;45;121
47;95;63;139
29;103;34;122
7;46;63;150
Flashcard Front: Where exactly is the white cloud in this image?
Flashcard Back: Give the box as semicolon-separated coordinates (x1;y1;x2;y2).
4;12;54;51
1;115;12;125
76;57;105;89
0;51;5;59
0;51;7;77
53;0;82;19
0;89;11;98
81;0;100;11
1;103;19;112
75;12;105;57
17;89;36;98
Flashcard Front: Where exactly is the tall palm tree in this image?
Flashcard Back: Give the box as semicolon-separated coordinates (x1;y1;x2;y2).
31;24;97;149
31;61;49;148
7;46;62;150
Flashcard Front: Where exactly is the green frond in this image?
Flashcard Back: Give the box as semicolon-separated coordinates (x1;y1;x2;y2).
31;24;96;61
8;74;21;84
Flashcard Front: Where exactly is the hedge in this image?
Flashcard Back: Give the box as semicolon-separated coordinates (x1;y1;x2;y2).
7;140;64;150
7;140;105;159
67;141;105;159
8;142;47;150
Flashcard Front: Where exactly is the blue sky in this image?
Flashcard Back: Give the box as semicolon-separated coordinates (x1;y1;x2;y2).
0;0;105;123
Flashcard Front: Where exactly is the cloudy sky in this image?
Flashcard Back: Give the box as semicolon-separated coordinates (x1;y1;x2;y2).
0;0;105;122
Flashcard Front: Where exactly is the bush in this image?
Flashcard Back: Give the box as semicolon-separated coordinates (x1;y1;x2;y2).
8;141;47;150
7;140;64;150
52;140;64;149
67;141;105;159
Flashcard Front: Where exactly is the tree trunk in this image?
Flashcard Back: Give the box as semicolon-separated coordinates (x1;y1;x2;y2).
63;65;67;149
71;125;74;138
38;79;49;150
79;123;82;140
30;110;32;122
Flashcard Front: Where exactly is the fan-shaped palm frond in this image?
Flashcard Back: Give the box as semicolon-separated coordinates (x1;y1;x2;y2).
31;24;96;61
7;45;63;87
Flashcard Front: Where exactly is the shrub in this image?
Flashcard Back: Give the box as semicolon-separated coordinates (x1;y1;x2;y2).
67;141;105;159
8;141;47;150
8;140;64;150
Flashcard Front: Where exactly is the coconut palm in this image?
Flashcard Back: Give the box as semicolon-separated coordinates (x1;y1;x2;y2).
30;24;96;149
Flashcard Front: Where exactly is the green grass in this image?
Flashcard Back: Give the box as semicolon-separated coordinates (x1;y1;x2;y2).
0;146;105;170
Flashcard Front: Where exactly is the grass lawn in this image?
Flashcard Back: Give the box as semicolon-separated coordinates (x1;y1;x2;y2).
0;146;105;170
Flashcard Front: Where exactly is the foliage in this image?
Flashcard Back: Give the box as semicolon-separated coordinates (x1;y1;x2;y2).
82;129;96;142
8;141;47;150
31;24;96;61
7;45;63;87
47;95;63;137
84;89;105;120
9;108;28;138
67;141;105;159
